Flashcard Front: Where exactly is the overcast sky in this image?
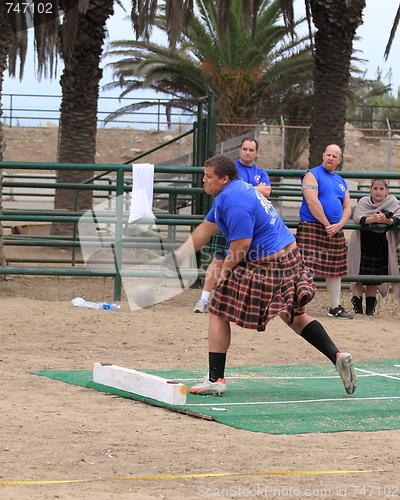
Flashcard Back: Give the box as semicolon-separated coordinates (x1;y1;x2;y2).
2;0;400;109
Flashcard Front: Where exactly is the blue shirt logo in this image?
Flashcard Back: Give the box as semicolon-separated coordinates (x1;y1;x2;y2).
256;191;278;225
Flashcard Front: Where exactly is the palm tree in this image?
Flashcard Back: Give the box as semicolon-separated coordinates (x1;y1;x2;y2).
0;0;13;269
0;0;104;237
115;0;400;169
51;0;114;234
254;0;367;168
306;0;366;168
2;1;255;249
104;0;314;142
1;0;392;235
129;0;272;50
0;1;59;265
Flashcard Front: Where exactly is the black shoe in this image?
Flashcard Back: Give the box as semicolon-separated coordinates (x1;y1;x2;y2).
365;296;377;316
351;296;363;314
328;305;353;320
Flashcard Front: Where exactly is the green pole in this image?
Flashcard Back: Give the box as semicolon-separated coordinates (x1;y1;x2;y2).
206;94;215;158
72;190;79;266
113;167;124;301
196;101;203;168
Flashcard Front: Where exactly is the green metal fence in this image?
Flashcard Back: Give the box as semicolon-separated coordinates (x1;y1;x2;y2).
2;165;400;302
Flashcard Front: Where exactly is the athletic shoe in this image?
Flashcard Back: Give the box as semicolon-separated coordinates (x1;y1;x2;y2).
194;297;208;313
189;375;226;395
336;352;357;395
327;305;353;320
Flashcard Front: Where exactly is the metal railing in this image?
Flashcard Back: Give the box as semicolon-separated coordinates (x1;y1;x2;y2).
3;93;400;135
2;165;400;300
1;94;197;130
0;161;208;300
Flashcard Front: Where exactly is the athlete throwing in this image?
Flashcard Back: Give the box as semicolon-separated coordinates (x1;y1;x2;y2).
168;154;357;396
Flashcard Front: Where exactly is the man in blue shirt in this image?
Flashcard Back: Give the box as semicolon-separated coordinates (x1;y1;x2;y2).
297;144;353;319
169;154;357;397
193;137;271;312
235;137;271;198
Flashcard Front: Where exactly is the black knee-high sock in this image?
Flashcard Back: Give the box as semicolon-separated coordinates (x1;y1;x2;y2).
209;352;227;382
300;320;339;365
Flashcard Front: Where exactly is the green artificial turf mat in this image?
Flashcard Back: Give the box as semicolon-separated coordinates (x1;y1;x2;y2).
30;359;400;434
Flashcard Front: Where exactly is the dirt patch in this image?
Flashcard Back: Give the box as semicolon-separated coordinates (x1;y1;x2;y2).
2;124;400;498
1;272;400;499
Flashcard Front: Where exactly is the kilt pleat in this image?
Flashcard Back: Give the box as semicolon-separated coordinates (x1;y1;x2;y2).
296;221;347;277
209;232;228;259
208;248;315;332
360;242;389;285
210;233;228;253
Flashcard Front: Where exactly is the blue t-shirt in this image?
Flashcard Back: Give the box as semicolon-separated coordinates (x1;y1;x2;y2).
299;164;348;224
205;178;294;259
235;160;271;188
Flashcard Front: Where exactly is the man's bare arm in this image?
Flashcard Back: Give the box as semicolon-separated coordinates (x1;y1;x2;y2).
175;220;219;261
302;172;330;227
255;183;271;197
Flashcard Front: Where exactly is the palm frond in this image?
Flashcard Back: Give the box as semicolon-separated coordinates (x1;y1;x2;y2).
384;4;400;61
279;0;294;34
204;0;232;40
130;0;158;43
104;0;315;129
33;0;59;79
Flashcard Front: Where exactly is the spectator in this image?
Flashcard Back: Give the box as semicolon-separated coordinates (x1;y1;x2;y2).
296;144;353;319
235;137;271;198
348;179;400;316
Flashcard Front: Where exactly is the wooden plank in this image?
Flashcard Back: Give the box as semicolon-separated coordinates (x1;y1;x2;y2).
92;363;187;406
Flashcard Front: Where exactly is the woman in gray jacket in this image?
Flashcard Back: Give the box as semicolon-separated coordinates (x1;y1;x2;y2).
348;179;400;316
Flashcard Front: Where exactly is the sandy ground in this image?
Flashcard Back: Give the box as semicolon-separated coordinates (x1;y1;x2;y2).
1;273;400;500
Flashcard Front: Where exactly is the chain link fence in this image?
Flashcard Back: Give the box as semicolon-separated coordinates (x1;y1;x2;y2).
217;122;400;172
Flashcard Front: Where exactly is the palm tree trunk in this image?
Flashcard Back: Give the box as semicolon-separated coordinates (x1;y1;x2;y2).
0;2;11;269
308;0;366;169
52;0;114;235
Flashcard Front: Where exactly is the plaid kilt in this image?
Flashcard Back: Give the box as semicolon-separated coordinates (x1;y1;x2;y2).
360;242;389;286
296;221;347;277
208;248;315;332
209;232;228;260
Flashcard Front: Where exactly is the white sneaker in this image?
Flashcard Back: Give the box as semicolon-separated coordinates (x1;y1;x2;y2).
194;297;208;313
336;352;357;395
189;375;226;395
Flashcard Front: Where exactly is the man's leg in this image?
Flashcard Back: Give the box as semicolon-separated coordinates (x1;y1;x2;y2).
189;312;230;395
283;313;357;395
208;311;231;353
326;277;353;319
326;277;341;309
288;313;339;364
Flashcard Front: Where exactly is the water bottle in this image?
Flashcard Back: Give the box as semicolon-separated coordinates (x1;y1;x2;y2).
71;297;120;310
99;302;120;310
